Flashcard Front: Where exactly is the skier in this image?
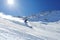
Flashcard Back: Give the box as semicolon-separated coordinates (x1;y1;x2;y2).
24;18;28;23
24;17;32;28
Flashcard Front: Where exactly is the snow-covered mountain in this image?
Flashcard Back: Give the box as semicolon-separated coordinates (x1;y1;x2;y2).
0;11;60;40
28;10;60;22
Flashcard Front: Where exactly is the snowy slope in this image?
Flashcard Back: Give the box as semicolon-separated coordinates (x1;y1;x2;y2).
0;17;41;40
0;12;60;40
28;21;60;40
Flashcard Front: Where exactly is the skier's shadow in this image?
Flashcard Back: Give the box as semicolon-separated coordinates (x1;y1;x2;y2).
25;23;32;29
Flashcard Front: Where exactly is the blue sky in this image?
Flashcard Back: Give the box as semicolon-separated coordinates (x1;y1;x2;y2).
0;0;60;22
0;0;60;16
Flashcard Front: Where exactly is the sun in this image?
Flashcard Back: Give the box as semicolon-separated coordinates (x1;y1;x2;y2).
7;0;14;5
5;0;18;10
